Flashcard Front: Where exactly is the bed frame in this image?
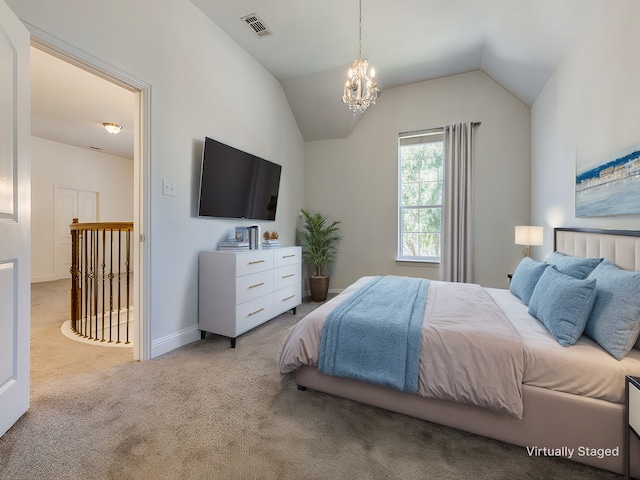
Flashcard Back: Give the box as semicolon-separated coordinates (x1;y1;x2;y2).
293;227;640;476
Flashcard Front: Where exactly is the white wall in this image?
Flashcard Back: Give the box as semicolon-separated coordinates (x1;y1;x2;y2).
531;0;640;258
8;0;305;356
305;70;531;289
31;136;134;282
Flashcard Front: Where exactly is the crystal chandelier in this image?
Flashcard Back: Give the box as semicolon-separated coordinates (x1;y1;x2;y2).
342;0;380;114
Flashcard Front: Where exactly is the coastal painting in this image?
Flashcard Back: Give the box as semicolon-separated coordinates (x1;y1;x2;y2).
576;146;640;217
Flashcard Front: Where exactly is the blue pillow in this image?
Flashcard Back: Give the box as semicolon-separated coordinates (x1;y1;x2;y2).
510;257;549;305
528;267;597;346
546;252;603;279
584;260;640;360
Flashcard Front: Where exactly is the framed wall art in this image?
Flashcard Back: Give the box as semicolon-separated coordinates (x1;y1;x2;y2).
576;145;640;217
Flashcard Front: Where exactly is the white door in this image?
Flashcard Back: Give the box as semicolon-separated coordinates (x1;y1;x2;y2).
54;186;97;279
0;0;31;437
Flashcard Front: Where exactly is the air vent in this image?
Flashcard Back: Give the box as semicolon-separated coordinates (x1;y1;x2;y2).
241;13;273;38
89;146;103;151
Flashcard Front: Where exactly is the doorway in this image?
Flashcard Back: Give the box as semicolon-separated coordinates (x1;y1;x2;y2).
28;28;150;361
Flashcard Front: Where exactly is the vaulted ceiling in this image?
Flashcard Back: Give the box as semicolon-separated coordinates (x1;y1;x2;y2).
30;0;594;157
191;0;593;141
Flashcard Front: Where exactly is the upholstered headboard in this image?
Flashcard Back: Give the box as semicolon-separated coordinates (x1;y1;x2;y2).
554;228;640;272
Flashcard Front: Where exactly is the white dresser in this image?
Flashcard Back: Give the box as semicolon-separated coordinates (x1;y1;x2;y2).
198;246;302;347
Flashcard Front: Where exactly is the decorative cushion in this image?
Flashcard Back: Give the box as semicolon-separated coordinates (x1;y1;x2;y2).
528;267;597;347
509;257;549;305
545;252;603;279
584;260;640;360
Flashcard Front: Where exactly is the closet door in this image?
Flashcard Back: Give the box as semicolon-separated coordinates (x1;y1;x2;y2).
54;186;97;279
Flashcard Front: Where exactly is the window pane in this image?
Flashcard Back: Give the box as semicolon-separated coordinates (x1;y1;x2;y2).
419;232;440;257
402;181;420;206
402;232;419;257
401;206;441;258
420;180;442;205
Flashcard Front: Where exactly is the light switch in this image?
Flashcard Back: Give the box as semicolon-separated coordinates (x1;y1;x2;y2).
162;179;176;197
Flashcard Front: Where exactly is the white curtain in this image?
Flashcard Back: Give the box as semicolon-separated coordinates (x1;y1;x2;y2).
441;122;474;283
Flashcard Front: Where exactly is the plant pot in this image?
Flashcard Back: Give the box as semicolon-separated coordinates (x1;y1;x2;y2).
309;275;330;302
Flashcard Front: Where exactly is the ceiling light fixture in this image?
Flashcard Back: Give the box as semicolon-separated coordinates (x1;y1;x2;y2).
342;0;380;114
103;123;122;135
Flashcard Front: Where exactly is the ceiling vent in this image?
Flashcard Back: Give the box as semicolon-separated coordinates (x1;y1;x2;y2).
241;13;273;38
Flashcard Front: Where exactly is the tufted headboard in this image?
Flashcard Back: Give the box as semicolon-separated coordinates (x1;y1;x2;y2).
554;228;640;272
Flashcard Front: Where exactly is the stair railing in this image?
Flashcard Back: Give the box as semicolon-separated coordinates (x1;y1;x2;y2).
69;218;134;344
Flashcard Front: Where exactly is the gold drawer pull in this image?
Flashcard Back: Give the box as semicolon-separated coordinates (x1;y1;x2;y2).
282;274;295;279
282;254;296;258
248;308;265;316
249;260;265;265
249;282;265;289
282;295;295;301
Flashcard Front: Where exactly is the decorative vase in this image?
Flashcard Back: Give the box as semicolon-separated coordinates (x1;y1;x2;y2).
309;275;330;302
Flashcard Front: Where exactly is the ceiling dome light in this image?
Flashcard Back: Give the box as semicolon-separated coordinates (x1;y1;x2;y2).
103;123;123;135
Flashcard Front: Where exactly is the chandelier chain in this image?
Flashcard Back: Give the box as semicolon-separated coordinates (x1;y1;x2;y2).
358;0;362;60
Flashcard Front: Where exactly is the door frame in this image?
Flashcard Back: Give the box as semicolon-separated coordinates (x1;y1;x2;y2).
27;23;151;361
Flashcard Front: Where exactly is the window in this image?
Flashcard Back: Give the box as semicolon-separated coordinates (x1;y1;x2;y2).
398;129;444;262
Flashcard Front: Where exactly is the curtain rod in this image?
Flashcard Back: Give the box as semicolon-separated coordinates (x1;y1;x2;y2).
398;122;481;137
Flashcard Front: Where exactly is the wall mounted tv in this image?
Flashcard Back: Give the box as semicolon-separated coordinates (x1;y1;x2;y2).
198;137;282;221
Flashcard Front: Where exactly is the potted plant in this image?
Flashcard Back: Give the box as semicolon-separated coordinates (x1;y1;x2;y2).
297;209;342;302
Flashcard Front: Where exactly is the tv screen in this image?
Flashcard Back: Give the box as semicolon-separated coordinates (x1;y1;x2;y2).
198;137;282;221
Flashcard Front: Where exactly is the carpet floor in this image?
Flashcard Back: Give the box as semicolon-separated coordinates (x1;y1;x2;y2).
0;280;621;479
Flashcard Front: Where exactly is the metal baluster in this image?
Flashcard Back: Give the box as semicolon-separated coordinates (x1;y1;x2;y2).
126;228;131;344
93;229;99;340
108;228;114;343
117;229;122;343
83;229;89;338
100;228;106;341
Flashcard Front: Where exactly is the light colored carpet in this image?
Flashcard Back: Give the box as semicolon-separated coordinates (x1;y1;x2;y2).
0;280;620;479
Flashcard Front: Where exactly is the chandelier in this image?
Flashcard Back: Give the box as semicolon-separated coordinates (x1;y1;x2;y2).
342;0;380;114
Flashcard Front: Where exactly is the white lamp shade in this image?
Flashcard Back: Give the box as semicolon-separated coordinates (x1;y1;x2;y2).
515;226;543;246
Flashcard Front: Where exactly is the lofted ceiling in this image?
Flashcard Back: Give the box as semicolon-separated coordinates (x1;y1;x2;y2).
192;0;594;141
30;0;595;154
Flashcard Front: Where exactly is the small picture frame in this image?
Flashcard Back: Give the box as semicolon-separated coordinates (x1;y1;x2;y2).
235;227;247;242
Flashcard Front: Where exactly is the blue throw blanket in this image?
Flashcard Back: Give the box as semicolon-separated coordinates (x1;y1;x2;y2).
318;276;429;394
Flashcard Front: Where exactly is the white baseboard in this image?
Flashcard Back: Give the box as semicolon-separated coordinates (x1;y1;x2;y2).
151;325;201;358
32;274;58;283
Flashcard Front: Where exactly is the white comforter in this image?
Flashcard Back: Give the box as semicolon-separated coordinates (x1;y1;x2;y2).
280;277;526;418
280;277;640;420
488;287;640;404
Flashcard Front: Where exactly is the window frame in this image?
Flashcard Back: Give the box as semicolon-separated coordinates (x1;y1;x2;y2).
397;129;444;263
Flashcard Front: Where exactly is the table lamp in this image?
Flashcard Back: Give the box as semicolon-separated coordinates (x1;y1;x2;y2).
515;226;543;257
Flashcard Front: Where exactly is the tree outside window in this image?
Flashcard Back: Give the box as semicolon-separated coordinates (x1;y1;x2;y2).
398;131;444;261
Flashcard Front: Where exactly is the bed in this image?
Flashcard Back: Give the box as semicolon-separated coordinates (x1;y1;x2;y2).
278;227;640;476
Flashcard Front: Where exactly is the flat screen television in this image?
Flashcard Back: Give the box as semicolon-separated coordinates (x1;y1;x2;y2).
198;137;282;221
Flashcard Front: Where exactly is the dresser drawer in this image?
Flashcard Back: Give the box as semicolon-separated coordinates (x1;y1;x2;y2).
274;284;301;316
630;378;640;435
236;295;274;336
236;270;273;305
236;250;273;276
273;247;301;268
273;264;300;291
